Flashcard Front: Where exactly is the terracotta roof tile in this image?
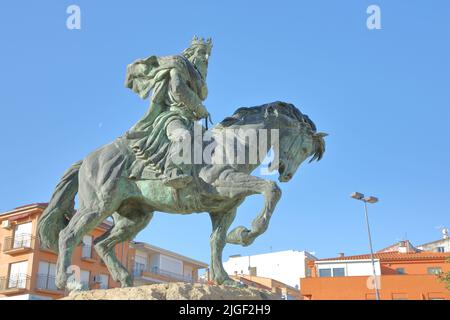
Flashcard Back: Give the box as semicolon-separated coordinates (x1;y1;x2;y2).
319;251;450;262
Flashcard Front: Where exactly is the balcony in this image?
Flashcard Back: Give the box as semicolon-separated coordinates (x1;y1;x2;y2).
133;265;194;283
2;234;35;255
0;274;31;294
80;281;90;290
35;274;62;293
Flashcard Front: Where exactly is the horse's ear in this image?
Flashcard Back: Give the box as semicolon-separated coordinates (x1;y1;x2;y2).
264;105;279;118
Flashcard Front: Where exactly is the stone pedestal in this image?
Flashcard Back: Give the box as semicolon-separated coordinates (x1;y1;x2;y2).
61;282;280;300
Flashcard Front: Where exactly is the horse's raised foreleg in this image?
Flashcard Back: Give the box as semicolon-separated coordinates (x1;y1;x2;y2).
213;171;281;247
94;208;153;287
209;208;237;285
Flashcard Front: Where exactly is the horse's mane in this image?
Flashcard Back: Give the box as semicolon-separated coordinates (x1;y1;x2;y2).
218;101;317;132
217;101;325;162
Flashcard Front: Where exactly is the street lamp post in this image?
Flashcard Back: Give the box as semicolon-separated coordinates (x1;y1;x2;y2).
351;192;380;300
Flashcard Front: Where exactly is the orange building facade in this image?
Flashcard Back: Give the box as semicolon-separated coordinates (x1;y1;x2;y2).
301;248;450;300
0;203;131;299
0;203;207;300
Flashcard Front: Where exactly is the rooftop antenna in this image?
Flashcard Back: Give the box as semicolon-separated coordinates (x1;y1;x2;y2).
435;226;448;239
442;227;449;239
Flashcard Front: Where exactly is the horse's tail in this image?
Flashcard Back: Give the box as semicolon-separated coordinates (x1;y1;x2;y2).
37;160;82;252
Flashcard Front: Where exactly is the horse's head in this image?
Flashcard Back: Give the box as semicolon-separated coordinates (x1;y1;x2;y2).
216;101;326;182
264;102;327;182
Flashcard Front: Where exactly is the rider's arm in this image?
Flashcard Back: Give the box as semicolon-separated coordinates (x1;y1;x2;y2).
169;68;208;119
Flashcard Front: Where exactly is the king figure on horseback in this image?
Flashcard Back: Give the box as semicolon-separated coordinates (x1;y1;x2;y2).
125;36;212;188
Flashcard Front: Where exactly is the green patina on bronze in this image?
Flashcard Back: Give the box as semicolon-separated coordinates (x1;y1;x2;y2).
37;37;326;290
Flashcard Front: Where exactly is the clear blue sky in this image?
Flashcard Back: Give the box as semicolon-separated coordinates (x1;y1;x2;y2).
0;1;449;264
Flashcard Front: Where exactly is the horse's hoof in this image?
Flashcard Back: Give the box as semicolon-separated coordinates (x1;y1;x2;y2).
242;231;258;247
221;279;247;288
119;275;133;288
226;226;250;245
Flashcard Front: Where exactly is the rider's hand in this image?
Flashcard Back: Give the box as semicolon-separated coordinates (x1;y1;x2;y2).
195;104;209;119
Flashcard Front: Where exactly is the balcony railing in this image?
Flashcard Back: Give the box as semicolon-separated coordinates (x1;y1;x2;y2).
3;234;35;252
98;282;108;289
0;274;31;291
80;281;90;290
133;265;194;283
36;274;60;291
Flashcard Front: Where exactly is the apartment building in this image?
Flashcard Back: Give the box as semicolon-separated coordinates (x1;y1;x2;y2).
301;241;450;300
0;203;208;300
131;242;208;285
0;203;129;300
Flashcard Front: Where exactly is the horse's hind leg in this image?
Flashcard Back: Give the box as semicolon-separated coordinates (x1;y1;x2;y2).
56;204;113;289
94;205;153;287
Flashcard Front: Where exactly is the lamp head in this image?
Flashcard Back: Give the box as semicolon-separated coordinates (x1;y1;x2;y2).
364;196;379;204
351;192;364;200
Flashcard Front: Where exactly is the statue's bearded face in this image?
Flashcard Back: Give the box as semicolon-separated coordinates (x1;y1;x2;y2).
191;45;210;79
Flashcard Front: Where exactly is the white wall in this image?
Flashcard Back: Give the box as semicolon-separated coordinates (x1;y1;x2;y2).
159;255;183;275
223;250;316;289
316;259;381;277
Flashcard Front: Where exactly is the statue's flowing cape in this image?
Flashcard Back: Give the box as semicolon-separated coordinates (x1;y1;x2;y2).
124;55;199;175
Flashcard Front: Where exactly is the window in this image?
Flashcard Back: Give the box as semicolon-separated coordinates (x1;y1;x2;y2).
98;274;109;289
37;261;57;290
134;254;147;276
8;261;28;289
80;270;90;290
306;268;312;277
318;268;332;277
159;255;183;276
319;267;345;277
427;267;442;275
396;268;405;275
134;262;145;276
81;235;93;259
332;268;345;277
13;222;32;248
436;247;445;253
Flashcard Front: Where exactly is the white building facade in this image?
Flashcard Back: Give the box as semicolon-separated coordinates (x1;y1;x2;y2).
314;259;381;277
417;228;450;253
223;250;316;289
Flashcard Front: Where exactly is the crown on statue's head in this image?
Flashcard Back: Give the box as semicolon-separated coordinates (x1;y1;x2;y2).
190;36;213;52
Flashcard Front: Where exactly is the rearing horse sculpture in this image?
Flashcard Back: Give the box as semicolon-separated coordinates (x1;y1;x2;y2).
38;101;326;289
